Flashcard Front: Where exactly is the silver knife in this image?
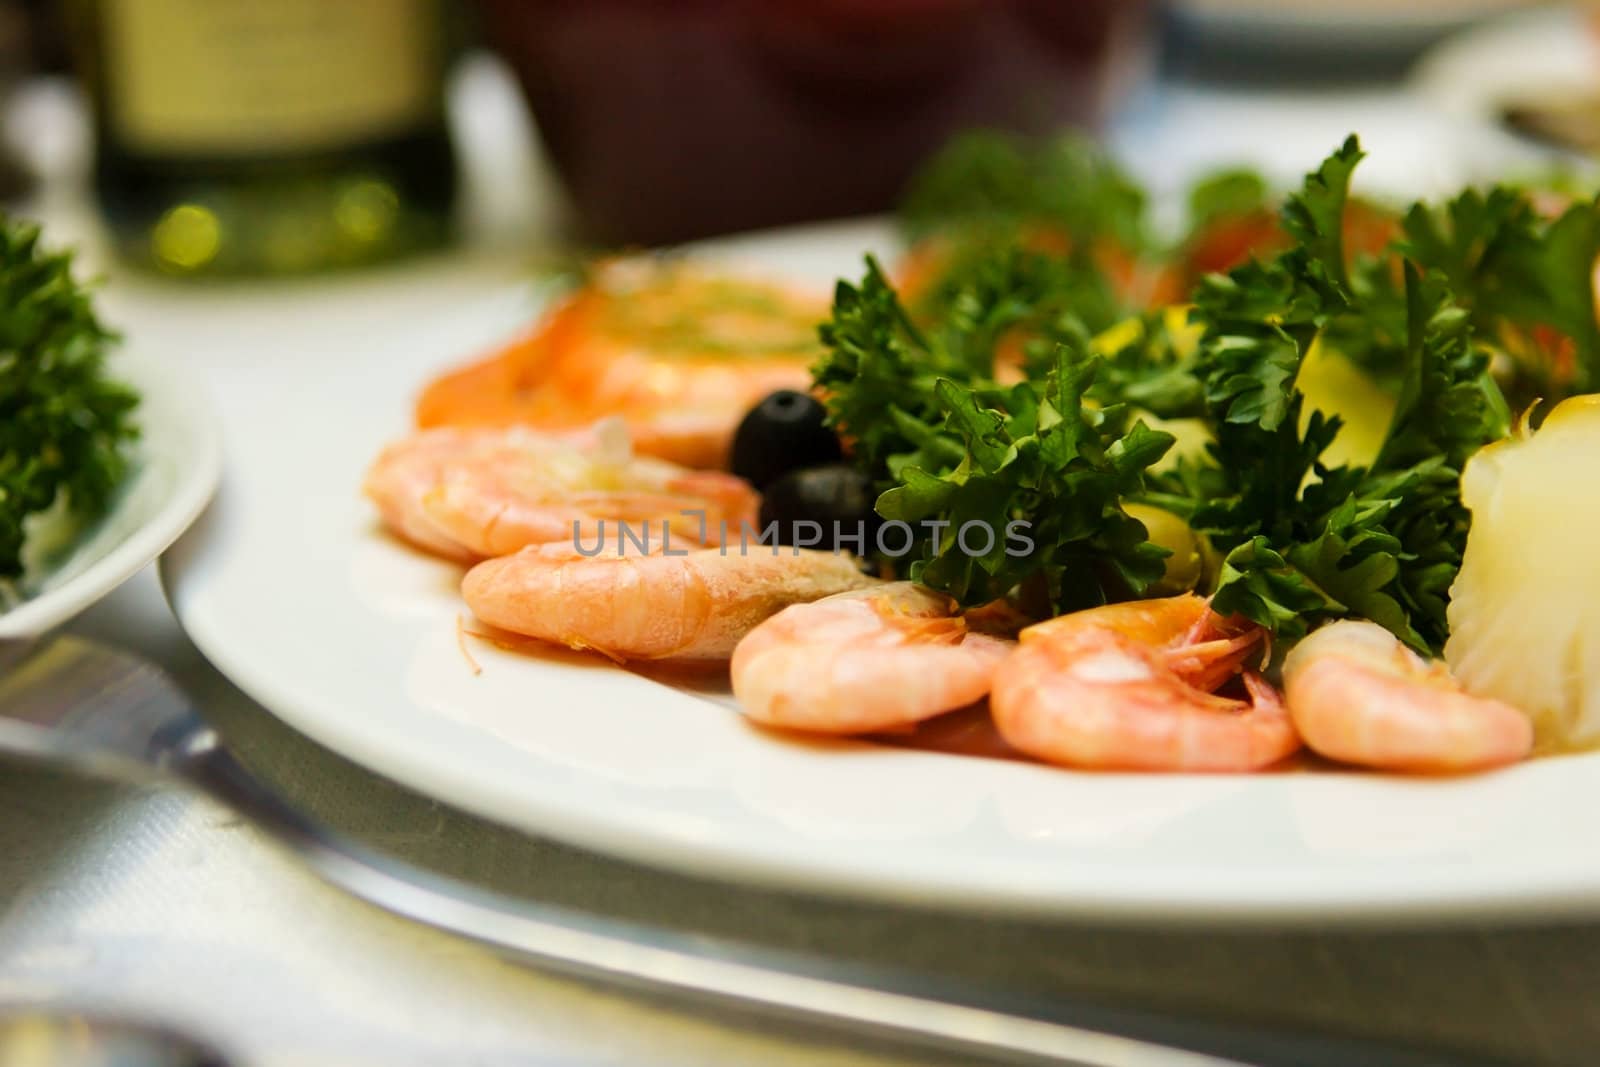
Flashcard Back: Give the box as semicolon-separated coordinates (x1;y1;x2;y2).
0;635;1355;1067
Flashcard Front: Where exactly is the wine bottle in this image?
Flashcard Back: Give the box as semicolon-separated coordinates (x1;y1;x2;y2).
70;0;458;276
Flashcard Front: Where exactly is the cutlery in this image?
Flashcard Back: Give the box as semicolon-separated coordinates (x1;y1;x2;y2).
0;636;1495;1067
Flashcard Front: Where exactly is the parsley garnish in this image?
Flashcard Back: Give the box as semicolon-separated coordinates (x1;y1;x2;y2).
817;133;1544;654
0;218;139;583
815;258;1174;612
1158;138;1509;653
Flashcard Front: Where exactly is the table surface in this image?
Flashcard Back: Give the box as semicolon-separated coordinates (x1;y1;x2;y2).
4;35;1598;1067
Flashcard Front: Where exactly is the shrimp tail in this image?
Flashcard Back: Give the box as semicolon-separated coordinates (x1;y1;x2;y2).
1163;626;1266;694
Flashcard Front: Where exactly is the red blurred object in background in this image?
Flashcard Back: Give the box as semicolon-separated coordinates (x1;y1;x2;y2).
473;0;1152;245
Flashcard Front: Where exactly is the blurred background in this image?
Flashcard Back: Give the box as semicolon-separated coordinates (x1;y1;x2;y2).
0;0;1590;277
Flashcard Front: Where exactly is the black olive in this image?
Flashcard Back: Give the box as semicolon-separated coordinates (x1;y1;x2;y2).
730;390;842;490
758;463;881;553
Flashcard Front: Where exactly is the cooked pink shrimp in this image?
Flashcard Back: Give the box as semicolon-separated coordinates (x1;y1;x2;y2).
363;421;757;562
462;542;881;662
990;595;1300;772
730;582;1016;734
1283;620;1532;774
414;260;822;470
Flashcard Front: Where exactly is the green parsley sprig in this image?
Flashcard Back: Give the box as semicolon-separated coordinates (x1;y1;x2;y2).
1156;137;1509;653
898;131;1149;252
0;218;139;584
819;131;1539;654
815;257;1175;612
897;132;1157;335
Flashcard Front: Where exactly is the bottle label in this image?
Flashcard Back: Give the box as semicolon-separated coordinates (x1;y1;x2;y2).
103;0;439;156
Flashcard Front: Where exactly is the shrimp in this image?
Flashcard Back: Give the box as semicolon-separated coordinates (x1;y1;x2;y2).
990;595;1300;772
1283;620;1532;774
730;582;1016;735
461;542;881;663
363;421;758;562
415;260;822;469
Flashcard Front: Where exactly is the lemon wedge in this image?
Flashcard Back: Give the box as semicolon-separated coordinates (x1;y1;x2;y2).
1444;395;1600;749
1296;337;1397;470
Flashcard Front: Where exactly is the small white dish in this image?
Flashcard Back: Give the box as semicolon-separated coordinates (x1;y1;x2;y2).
0;349;222;639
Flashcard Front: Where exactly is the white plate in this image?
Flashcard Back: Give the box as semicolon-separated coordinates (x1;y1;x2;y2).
1;348;221;639
162;219;1600;925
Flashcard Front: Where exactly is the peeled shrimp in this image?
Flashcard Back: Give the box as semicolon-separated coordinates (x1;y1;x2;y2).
363;421;758;562
990;595;1299;772
730;582;1016;735
1284;621;1532;774
462;542;880;663
415;261;821;469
